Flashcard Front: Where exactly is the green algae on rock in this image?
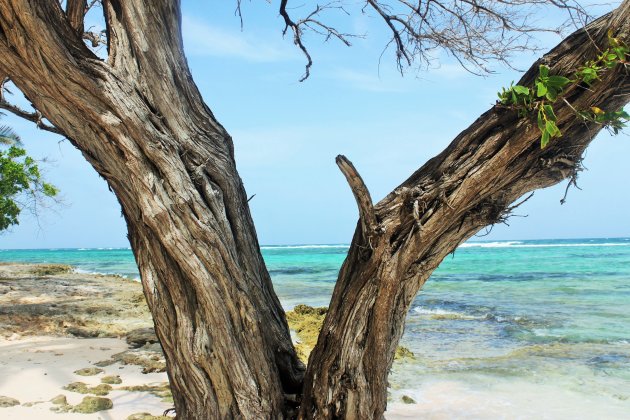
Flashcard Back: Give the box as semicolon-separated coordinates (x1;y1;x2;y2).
286;304;416;364
120;383;173;403
285;304;328;363
101;375;122;384
63;381;112;396
74;367;104;376
127;413;172;420
0;396;20;407
29;264;73;276
50;394;68;405
72;396;113;413
401;395;416;404
394;346;415;361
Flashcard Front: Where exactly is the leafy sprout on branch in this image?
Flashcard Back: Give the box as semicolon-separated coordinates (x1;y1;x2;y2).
498;32;629;148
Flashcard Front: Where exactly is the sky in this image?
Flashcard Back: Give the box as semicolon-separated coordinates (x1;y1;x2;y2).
0;1;628;249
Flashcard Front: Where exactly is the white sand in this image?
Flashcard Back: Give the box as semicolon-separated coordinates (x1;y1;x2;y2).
386;378;630;420
3;336;629;419
0;335;171;419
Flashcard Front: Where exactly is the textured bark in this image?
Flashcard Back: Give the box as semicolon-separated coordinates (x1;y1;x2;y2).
0;1;303;419
0;1;628;419
300;5;630;419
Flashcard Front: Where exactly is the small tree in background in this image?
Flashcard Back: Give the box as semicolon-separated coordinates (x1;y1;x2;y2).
0;116;58;231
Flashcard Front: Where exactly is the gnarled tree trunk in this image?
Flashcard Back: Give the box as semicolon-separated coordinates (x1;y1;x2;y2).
300;6;630;418
0;1;628;419
0;1;303;418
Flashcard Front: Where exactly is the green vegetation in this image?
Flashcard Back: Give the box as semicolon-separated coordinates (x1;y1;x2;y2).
29;264;72;276
0;117;58;231
50;395;68;405
401;395;416;404
101;375;122;384
394;346;416;361
74;367;104;376
286;304;415;363
0;396;20;407
50;394;113;414
63;381;112;396
72;396;113;413
498;32;629;148
285;304;327;363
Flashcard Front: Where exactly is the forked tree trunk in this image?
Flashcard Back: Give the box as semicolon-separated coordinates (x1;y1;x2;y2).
300;6;630;418
0;1;628;419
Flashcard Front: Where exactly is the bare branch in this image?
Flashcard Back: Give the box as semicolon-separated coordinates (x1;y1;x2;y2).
336;155;378;239
279;1;359;81
275;0;593;78
0;78;65;136
83;28;107;48
235;0;244;30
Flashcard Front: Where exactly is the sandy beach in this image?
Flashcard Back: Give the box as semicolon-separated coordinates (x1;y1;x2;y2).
1;262;629;419
0;263;171;419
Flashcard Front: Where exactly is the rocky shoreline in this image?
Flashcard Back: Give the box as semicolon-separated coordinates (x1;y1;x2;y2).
0;263;421;419
0;263;171;419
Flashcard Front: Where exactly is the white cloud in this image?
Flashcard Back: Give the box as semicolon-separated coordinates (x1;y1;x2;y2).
182;15;292;62
328;68;409;93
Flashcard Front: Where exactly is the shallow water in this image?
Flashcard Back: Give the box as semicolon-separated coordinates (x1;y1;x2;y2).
2;238;630;414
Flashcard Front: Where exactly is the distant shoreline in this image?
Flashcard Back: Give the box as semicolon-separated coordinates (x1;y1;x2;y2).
1;236;629;251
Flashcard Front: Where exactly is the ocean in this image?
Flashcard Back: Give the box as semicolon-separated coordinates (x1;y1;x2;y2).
2;238;630;416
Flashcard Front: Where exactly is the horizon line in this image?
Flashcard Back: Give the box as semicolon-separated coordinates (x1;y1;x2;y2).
1;236;629;251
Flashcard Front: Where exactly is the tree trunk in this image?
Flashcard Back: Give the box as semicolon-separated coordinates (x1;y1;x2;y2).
0;1;628;420
300;6;630;418
0;1;303;418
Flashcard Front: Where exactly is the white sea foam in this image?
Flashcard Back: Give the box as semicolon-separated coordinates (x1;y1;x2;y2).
72;268;108;276
413;308;459;316
73;267;137;280
412;307;482;320
459;241;523;248
460;241;630;249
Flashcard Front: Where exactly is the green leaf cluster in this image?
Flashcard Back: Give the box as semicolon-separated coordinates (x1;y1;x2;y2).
0;145;58;231
535;65;571;102
498;31;629;149
583;107;630;135
498;65;571;112
537;104;561;148
498;65;571;148
0;124;21;146
498;83;532;116
574;31;628;86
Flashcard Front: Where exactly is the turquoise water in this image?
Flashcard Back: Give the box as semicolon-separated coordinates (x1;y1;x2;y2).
2;238;630;406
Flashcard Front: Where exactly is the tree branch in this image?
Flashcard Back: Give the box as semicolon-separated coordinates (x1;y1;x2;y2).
276;0;592;78
0;79;64;136
279;0;357;81
66;0;87;34
336;155;378;239
302;4;630;416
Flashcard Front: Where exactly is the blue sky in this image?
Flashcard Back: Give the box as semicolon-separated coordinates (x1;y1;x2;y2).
1;1;628;249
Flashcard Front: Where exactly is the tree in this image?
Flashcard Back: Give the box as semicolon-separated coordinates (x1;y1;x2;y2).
0;1;628;418
0;116;58;231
